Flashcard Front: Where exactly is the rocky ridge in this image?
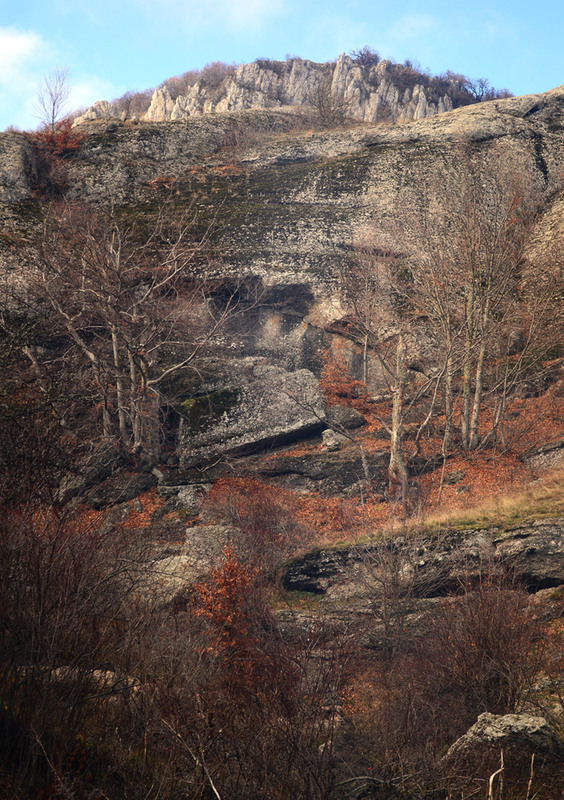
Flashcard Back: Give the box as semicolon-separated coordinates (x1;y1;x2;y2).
75;54;461;127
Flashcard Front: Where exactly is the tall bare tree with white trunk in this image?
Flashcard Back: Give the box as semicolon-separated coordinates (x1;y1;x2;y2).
366;147;543;453
25;200;245;464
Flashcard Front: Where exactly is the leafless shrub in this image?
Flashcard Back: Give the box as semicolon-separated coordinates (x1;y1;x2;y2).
202;479;311;576
200;60;236;89
111;87;153;119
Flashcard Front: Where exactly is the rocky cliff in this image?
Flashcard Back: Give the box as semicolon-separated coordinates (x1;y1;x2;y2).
2;87;564;405
75;53;474;126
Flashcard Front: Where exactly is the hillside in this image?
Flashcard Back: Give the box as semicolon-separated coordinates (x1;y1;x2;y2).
1;80;564;799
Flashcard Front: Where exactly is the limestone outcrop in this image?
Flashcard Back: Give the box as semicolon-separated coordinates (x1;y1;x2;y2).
177;364;326;466
75;54;461;127
281;518;564;595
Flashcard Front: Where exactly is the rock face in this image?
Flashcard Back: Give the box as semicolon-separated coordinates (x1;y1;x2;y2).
281;519;564;594
18;84;562;394
75;55;460;127
3;85;564;467
440;713;564;792
0;132;37;204
177;364;326;466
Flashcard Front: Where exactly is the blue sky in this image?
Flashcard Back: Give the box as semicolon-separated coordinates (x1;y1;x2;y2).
1;0;563;131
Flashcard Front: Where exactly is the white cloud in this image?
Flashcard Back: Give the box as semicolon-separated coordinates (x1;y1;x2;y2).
0;27;49;84
0;26;117;130
0;27;52;129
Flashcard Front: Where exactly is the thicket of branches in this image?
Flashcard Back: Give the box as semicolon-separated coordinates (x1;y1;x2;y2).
335;146;563;507
1;485;561;798
2;199;259;471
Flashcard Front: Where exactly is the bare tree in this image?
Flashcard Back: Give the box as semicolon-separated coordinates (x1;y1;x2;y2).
111;88;153;120
24;199;249;464
337;236;415;505
34;67;71;134
310;73;351;128
367;147;543;453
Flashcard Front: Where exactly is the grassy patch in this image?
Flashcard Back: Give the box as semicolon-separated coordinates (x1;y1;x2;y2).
422;468;564;532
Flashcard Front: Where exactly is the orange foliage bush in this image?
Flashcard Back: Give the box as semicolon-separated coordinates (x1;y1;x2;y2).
28;118;86;196
32;117;86;157
193;548;297;700
203;478;311;573
195;548;259;651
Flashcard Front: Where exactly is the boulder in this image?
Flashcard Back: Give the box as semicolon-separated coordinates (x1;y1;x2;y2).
178;364;326;466
322;429;348;451
325;404;366;430
136;524;235;605
443;712;563;763
440;713;564;793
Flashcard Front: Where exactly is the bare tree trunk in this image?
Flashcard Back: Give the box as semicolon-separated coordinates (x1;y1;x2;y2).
461;286;475;448
469;297;490;449
111;324;129;447
128;352;142;454
469;337;486;450
388;333;409;511
443;338;454;453
362;331;369;386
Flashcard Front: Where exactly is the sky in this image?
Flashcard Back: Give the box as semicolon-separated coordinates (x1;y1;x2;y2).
1;0;563;131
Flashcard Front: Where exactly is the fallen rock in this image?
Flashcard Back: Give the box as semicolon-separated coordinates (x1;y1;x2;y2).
178;364;326;466
440;712;564;794
325;405;367;430
322;429;348;451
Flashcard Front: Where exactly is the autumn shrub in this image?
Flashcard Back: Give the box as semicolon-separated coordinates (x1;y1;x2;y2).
320;350;371;411
0;506;153;798
200;60;235;89
347;570;545;783
27;118;85;197
419;573;543;718
147;547;352;800
202;478;311;575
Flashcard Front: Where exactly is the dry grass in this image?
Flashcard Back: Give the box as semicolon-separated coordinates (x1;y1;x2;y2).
421;467;564;532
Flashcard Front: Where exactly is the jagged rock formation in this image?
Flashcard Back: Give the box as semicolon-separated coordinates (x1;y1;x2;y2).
75;54;462;126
